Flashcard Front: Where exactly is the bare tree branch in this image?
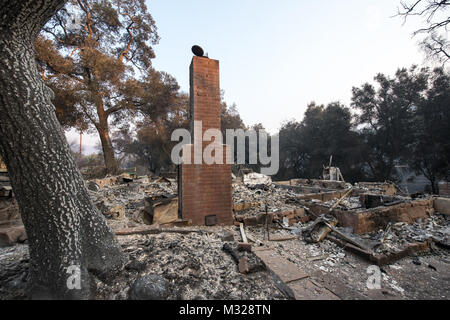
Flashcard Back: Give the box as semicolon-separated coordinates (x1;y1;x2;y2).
396;0;450;63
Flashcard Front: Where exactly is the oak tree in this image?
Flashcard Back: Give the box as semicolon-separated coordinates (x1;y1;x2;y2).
351;66;429;181
277;102;363;182
35;0;160;174
0;0;126;299
409;68;450;193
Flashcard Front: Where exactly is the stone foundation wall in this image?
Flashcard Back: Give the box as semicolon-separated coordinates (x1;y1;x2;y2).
335;199;434;234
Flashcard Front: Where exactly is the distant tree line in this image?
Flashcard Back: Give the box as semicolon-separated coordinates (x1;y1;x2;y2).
276;66;450;194
41;1;450;195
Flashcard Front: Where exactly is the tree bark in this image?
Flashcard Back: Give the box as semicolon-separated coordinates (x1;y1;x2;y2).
95;95;119;175
0;0;126;299
97;120;119;175
429;176;438;195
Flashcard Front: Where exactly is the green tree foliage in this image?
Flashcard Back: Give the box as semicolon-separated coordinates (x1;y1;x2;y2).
119;92;190;174
278;66;449;193
351;66;429;181
277;102;364;182
221;101;246;135
119;97;247;174
408;68;450;193
35;0;168;174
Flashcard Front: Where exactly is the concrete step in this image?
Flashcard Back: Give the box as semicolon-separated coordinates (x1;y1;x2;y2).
254;248;341;300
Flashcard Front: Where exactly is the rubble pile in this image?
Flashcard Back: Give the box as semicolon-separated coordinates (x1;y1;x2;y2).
354;182;398;195
0;245;29;299
0;166;23;248
312;196;362;210
242;173;272;189
364;214;450;254
0;230;282;300
0;171;449;300
114;230;280;300
88;177;177;229
0;165;12;199
241;213;449;299
0;199;20;226
232;184;301;218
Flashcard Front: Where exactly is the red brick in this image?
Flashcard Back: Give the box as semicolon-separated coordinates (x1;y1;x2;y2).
180;57;232;226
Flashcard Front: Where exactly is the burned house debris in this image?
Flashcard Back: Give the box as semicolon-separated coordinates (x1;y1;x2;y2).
322;156;345;182
0;157;12;199
1;164;449;300
1;86;449;299
0;157;24;248
0;51;449;302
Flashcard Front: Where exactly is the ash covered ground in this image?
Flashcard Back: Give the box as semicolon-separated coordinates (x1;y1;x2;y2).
0;229;281;300
1;176;449;300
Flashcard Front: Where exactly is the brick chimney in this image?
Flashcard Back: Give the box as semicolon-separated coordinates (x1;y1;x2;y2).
178;56;233;226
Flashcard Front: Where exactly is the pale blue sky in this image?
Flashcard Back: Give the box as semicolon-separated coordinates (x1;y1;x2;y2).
148;0;426;132
68;0;429;152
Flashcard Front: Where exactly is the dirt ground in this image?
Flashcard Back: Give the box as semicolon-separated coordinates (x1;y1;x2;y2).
1;177;448;300
0;227;282;300
1;223;448;300
247;225;450;300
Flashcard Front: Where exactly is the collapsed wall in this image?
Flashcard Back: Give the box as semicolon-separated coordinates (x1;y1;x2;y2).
335;198;434;234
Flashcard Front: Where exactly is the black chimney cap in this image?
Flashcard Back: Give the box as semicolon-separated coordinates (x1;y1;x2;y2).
191;45;204;57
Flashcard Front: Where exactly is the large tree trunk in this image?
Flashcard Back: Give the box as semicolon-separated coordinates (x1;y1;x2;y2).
0;0;126;299
98;121;119;175
95;96;119;175
429;175;438;195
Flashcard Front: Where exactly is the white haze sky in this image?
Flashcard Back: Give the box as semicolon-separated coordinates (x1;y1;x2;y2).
66;0;432;154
